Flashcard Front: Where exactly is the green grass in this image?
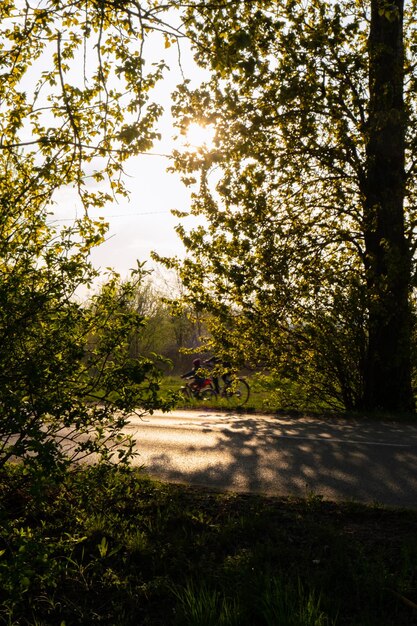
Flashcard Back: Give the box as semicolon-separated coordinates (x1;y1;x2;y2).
163;375;416;422
1;464;417;625
162;373;346;415
163;375;271;413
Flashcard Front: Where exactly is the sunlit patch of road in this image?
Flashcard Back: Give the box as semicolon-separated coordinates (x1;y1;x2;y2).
125;410;417;507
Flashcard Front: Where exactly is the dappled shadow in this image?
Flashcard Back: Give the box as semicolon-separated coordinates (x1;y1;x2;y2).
133;412;417;508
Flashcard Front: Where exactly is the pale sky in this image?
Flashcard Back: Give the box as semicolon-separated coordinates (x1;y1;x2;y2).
50;30;209;294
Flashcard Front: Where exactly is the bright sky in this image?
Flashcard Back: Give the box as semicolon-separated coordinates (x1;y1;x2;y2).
50;31;209;293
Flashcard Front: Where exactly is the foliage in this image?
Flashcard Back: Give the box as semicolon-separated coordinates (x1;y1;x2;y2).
122;276;203;373
0;1;189;474
0;0;181;210
0;464;416;625
159;0;417;412
0;204;176;473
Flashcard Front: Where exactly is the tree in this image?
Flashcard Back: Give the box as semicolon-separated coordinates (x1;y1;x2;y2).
0;1;185;474
163;0;417;413
108;272;211;373
0;184;176;474
364;0;412;409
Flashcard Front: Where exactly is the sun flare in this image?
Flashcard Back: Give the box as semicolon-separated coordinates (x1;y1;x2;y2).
184;122;216;150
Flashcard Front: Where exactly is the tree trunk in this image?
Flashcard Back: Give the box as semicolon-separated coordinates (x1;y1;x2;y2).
363;0;414;412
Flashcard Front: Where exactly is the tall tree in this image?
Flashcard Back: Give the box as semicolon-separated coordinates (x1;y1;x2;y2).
364;0;412;409
164;0;417;413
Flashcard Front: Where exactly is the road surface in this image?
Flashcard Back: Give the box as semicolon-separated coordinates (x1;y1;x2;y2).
124;410;417;508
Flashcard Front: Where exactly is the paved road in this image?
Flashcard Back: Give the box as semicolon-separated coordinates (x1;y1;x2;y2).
124;410;417;508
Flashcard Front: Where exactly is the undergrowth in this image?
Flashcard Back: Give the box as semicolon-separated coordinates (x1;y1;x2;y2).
0;464;416;625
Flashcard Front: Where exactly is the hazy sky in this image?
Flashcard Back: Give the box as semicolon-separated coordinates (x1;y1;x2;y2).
51;30;209;291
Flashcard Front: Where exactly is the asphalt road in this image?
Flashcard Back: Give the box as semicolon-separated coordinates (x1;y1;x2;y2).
124;410;417;508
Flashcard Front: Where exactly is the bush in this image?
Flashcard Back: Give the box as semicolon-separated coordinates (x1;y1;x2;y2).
0;198;175;476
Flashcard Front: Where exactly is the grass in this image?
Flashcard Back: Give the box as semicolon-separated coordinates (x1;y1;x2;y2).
1;464;417;625
164;374;417;422
163;373;356;416
163;375;272;413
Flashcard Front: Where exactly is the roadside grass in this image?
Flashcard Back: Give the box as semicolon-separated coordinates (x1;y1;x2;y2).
163;375;272;413
163;375;416;422
1;464;417;625
162;373;350;415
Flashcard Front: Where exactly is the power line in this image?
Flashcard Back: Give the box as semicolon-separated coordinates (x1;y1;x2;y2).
49;210;173;222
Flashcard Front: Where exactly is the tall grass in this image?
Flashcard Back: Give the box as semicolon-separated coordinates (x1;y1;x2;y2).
172;580;241;626
173;576;334;626
261;576;334;626
0;464;415;625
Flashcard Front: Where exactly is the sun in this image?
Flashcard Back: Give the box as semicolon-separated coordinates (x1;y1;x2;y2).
183;122;216;150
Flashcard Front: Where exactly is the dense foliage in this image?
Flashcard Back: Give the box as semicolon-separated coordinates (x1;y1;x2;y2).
160;0;417;413
0;0;177;207
1;465;416;625
0;202;175;472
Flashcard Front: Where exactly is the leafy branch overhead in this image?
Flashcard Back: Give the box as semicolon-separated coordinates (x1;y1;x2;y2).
0;0;185;210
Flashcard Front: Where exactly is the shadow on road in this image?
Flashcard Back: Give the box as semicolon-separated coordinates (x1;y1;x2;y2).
139;413;417;508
